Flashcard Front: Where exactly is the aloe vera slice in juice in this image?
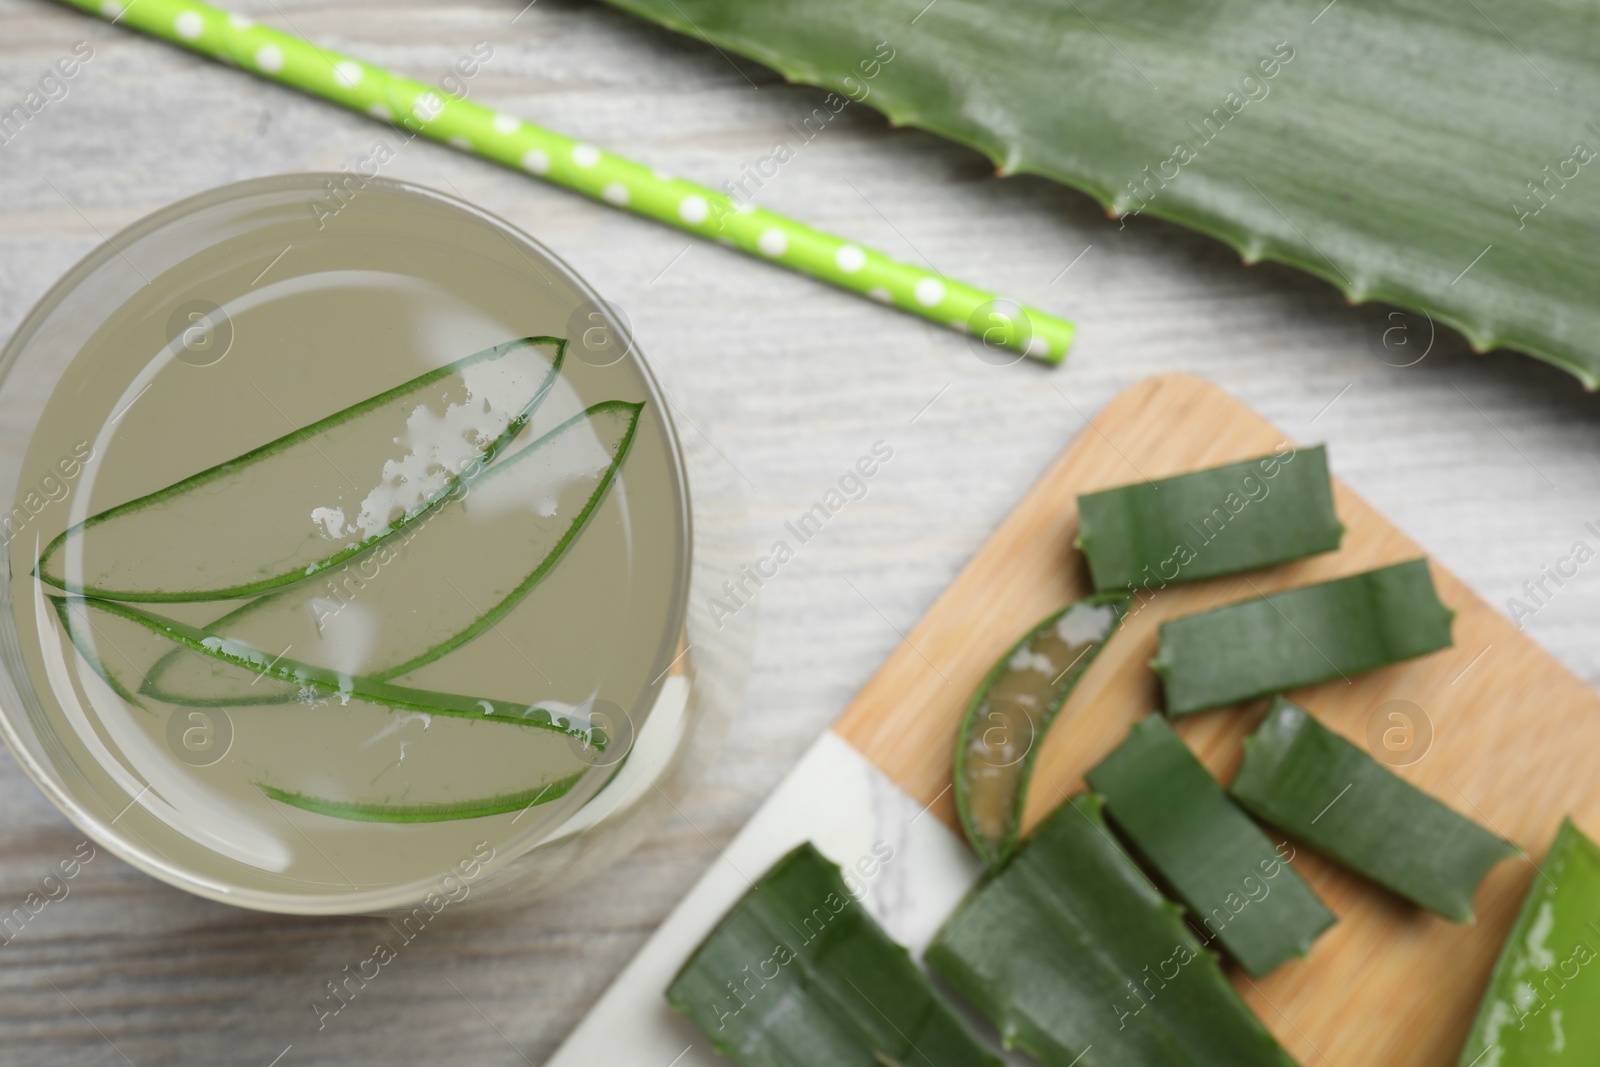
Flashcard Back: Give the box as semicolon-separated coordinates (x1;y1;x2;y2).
58;595;600;823
925;793;1298;1067
140;400;643;706
52;596;598;742
258;771;587;824
1457;817;1600;1066
36;337;564;602
1076;445;1343;591
667;842;1001;1067
1230;697;1516;922
954;594;1128;868
1152;559;1454;717
1085;715;1336;977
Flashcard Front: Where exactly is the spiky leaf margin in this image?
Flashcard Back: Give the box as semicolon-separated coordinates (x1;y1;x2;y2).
603;0;1600;386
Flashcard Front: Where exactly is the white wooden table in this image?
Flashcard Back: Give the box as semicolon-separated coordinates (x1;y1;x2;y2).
2;1;1598;1063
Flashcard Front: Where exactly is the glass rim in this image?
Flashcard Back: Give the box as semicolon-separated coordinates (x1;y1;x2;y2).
0;172;695;915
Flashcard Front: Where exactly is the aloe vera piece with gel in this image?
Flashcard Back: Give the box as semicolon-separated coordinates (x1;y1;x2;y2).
667;843;1000;1067
1457;818;1600;1066
1153;560;1454;716
1077;445;1342;591
1231;697;1515;921
927;794;1298;1067
1087;715;1336;977
954;594;1128;868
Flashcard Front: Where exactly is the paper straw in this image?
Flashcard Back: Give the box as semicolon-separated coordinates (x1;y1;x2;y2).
58;0;1074;363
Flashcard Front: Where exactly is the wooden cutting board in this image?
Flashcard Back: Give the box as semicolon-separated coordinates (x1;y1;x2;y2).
835;373;1600;1067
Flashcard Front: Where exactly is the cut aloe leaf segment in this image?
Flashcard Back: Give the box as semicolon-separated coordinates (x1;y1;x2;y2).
1153;559;1455;717
140;400;644;706
1457;817;1600;1066
667;842;1001;1067
926;793;1297;1067
258;770;587;824
1230;697;1516;922
36;337;564;603
52;595;600;744
1076;444;1343;591
1085;715;1336;978
954;593;1128;868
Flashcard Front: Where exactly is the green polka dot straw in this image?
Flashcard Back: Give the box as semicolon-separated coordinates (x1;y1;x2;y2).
63;0;1075;363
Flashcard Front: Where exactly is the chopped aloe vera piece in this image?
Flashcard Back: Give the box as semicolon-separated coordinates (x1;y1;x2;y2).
955;594;1129;868
926;793;1297;1067
52;596;596;743
1153;559;1454;717
1458;818;1600;1066
1076;445;1343;591
259;771;585;824
1231;697;1516;922
141;400;643;705
667;842;1000;1067
37;337;564;602
1086;716;1336;977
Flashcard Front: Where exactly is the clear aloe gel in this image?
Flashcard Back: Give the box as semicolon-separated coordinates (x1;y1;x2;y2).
4;179;690;905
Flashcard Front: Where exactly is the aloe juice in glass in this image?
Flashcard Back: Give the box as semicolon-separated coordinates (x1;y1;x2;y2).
0;177;732;914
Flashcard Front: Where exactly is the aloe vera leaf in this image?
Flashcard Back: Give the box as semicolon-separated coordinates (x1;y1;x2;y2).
51;596;599;743
1152;559;1453;717
257;770;585;823
926;793;1297;1067
36;337;564;602
1230;697;1516;922
954;594;1128;869
49;593;162;710
139;400;643;706
1085;716;1336;977
666;842;1001;1067
1076;446;1342;592
1457;818;1600;1066
599;0;1600;386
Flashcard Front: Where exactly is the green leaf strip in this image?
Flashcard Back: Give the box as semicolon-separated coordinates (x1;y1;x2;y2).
51;595;599;743
1456;817;1600;1066
667;842;1001;1067
954;593;1129;869
257;770;585;823
1086;715;1336;978
1076;445;1342;591
1152;558;1454;717
140;399;644;706
1230;697;1516;922
926;793;1297;1067
36;337;564;602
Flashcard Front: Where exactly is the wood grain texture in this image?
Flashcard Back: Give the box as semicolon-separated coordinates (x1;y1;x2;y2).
837;373;1600;1067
